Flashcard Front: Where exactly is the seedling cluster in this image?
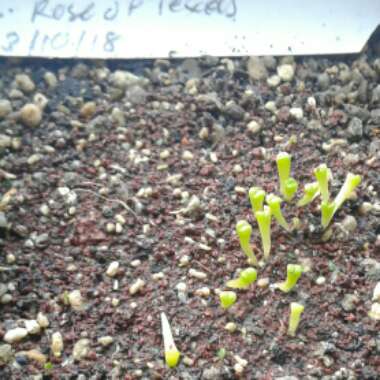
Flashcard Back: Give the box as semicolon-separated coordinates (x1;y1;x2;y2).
218;152;361;339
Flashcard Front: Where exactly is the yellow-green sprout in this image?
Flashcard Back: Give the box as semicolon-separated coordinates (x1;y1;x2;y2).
276;152;291;197
283;177;299;202
161;312;181;368
314;164;330;202
297;182;319;207
275;264;303;293
333;173;361;214
255;206;272;260
249;187;266;214
288;302;304;336
227;268;257;289
321;201;335;229
219;291;237;309
266;194;290;231
236;220;257;266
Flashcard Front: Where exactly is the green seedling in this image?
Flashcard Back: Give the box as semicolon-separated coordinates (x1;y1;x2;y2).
255;206;272;260
283;177;299;202
314;164;330;202
249;187;266;213
297;182;319;207
333;173;361;214
266;194;290;231
227;267;258;289
161;312;181;368
276;152;291;198
321;201;335;229
236;220;257;266
288;302;304;336
275;264;303;292
219;291;237;309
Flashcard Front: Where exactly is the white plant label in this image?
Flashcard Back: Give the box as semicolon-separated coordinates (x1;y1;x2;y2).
0;0;379;58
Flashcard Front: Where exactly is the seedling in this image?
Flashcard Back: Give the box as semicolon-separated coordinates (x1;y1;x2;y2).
219;291;237;309
288;302;304;336
161;312;181;368
266;194;290;231
236;220;257;266
297;182;319;207
314;164;330;202
283;178;299;202
276;152;291;197
255;206;272;260
249;187;265;213
333;173;361;214
275;264;303;293
227;267;257;289
321;201;335;229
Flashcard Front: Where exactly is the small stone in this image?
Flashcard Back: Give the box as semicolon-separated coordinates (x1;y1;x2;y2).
33;93;48;110
267;75;281;88
19;103;42;127
160;149;171;159
73;339;90;361
1;294;12;304
51;332;63;357
15;74;35;93
347;117;363;140
37;312;49;328
68;290;83;310
188;268;207;280
341;293;359;312
318;73;330;90
39;204;50;216
106;222;115;233
290;107;304;120
277;64;295;81
129;278;145;295
6;253;15;264
4;328;28;344
24;320;41;335
111;298;119;307
368;303;380;320
225;322;237;332
182;150;194;160
115;214;126;225
109;70;145;90
115;223;123;234
23;349;47;365
224;101;245;121
152;272;164;280
372;282;380;302
361;258;380;280
195;287;210;297
199;127;209;140
257;278;269;288
80;101;96;119
316;276;326;285
106;261;120;277
247;120;262;134
0;99;12;119
0;344;13;365
98;336;114;347
359;202;373;215
247;57;268;81
265;101;277;113
27;153;42;165
233;164;243;174
44;72;58;88
179;255;190;267
341;215;357;233
209;152;218;163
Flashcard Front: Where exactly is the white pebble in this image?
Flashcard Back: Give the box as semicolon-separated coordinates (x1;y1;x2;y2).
115;214;126;225
209;152;218;163
277;64;295;82
316;276;326;285
152;272;164;280
188;268;207;280
73;338;90;361
247;120;262;134
6;254;16;264
68;290;83;310
4;328;28;343
130;259;141;268
39;204;50;216
290;107;304;120
37;312;49;328
368;303;380;320
179;255;190;267
51;332;64;357
106;261;120;277
195;287;210;297
98;336;114;346
24;320;41;335
225;322;237;332
267;75;281;87
129;278;145;295
372;282;380;302
182;150;194;160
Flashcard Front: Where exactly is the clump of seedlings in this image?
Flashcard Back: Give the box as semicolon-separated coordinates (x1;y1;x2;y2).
161;312;181;368
219;291;237;309
275;264;303;293
288;302;304;336
227;268;257;289
236;220;257;266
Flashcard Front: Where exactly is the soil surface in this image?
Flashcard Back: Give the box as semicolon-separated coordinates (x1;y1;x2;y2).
0;44;379;380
